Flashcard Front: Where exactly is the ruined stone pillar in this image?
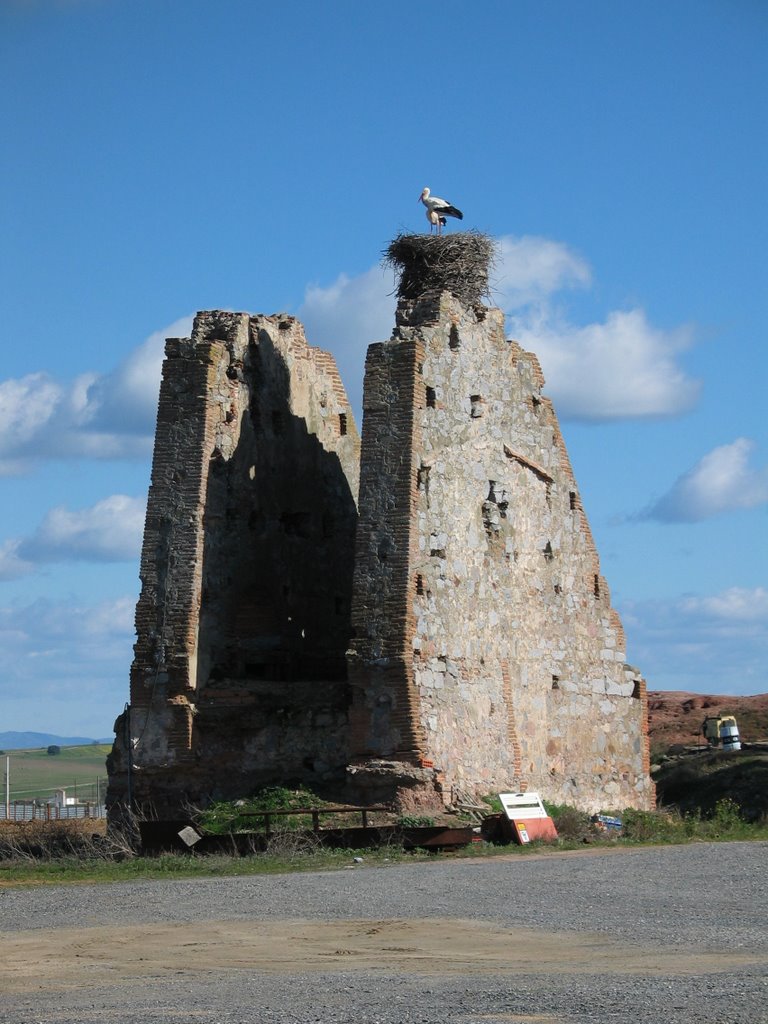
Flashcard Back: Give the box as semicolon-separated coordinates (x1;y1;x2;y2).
108;311;360;819
347;235;653;813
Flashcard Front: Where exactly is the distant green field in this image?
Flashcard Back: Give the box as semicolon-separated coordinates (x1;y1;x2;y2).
1;744;111;803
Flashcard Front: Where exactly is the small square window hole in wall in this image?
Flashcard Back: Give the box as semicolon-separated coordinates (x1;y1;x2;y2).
569;491;577;510
339;412;348;436
594;574;601;598
552;675;560;690
543;541;554;562
425;386;436;408
449;325;460;350
470;394;484;418
415;574;424;595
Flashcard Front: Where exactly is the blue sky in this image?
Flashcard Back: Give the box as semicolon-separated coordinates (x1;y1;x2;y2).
1;0;766;737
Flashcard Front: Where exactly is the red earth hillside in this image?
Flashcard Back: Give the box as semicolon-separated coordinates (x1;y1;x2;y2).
648;691;768;754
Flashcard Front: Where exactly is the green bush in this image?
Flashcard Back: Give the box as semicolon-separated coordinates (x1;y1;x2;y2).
711;797;742;831
396;814;436;828
544;803;591;841
198;786;330;835
620;808;686;843
480;794;503;813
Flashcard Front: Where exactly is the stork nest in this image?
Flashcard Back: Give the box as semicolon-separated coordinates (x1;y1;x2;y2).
384;231;496;307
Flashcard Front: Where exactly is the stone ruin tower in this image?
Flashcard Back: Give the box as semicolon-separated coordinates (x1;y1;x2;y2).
107;235;654;819
107;312;361;816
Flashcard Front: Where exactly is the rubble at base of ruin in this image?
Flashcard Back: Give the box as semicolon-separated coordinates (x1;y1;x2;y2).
107;242;654;821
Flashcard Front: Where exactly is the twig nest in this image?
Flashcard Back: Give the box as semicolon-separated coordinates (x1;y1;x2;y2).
384;231;496;307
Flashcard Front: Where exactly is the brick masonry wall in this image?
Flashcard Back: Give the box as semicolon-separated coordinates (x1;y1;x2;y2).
108;312;360;817
348;291;653;812
108;289;653;819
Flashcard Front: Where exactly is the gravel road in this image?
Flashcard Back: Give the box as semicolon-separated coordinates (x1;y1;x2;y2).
1;842;767;1024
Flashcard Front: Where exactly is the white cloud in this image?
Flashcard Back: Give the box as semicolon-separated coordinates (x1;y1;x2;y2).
0;236;701;483
2;495;146;573
0;372;63;473
641;438;768;522
509;306;699;422
620;586;768;695
0;315;193;474
498;234;701;421
493;234;591;309
299;266;396;420
494;236;699;422
80;316;193;435
0;540;34;582
296;237;699;425
679;587;768;623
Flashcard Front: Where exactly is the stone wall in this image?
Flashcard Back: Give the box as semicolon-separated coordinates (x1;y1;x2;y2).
107;311;359;817
108;257;653;820
347;290;653;812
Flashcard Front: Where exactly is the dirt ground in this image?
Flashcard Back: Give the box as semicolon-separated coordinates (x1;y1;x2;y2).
3;914;762;996
3;845;767;1024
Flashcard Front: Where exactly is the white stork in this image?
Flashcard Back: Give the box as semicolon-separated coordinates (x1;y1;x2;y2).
418;187;463;234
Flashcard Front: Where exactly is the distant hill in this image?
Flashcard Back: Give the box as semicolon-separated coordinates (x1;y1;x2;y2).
0;731;112;750
648;691;768;753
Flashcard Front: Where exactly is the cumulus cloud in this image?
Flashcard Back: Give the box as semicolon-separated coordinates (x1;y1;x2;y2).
295;235;699;424
0;233;701;481
298;266;396;420
512;307;700;420
640;438;768;522
80;316;193;435
492;234;700;421
0;495;145;578
0;315;192;474
620;586;768;694
492;234;591;310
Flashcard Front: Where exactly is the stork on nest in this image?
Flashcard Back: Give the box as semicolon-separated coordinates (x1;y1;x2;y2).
383;231;496;308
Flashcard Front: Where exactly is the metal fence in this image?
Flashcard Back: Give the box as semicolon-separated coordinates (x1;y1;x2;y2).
0;802;105;821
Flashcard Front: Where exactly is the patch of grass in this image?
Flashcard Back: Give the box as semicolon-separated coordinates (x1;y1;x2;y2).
0;842;430;888
480;794;503;813
653;750;768;822
4;784;768;891
543;802;592;841
4;744;111;802
199;787;334;834
197;786;390;835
